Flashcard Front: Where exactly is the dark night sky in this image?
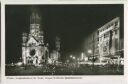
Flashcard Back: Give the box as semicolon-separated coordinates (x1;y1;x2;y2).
5;4;124;63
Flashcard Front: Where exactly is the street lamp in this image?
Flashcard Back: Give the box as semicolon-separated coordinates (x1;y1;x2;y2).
88;49;92;54
70;55;73;58
72;56;75;60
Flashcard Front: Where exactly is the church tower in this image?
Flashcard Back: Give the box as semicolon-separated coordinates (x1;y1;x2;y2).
22;8;49;66
55;36;61;62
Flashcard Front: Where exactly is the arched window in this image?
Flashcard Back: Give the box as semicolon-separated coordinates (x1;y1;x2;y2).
30;49;36;56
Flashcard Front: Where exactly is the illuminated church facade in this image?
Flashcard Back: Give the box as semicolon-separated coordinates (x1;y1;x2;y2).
22;9;49;65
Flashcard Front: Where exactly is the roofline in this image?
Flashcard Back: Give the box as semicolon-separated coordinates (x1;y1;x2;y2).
98;17;120;31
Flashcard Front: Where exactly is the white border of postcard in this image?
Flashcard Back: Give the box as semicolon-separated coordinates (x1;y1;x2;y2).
1;0;128;84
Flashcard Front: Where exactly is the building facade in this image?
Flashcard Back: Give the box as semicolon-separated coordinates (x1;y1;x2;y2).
84;17;123;64
84;31;99;63
22;9;49;65
98;17;120;63
48;36;61;64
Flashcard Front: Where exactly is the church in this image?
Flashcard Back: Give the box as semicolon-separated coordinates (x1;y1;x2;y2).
22;9;49;65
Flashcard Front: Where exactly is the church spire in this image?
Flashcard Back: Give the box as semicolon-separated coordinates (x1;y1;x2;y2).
30;7;41;24
29;7;43;37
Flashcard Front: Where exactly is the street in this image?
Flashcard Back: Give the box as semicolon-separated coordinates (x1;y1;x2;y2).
6;64;123;76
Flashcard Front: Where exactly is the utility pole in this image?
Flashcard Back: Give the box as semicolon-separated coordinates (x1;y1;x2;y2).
92;32;95;68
